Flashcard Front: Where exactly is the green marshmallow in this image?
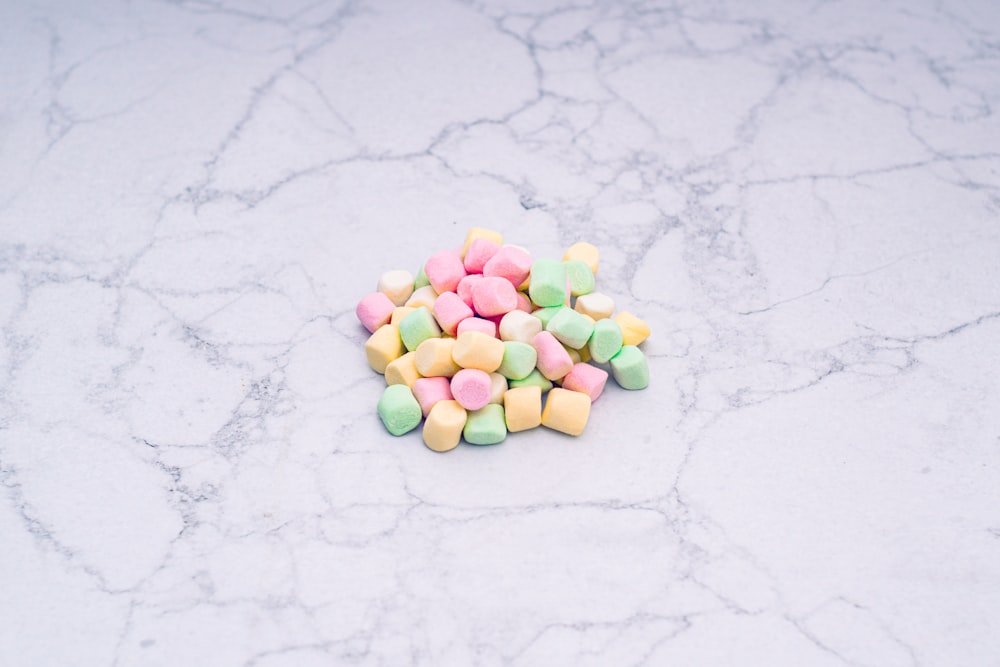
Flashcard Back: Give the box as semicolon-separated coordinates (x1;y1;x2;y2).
546;307;595;349
610;345;649;390
531;305;565;328
508;368;553;393
398;306;441;352
377;384;422;435
497;341;537;380
563;260;595;297
463;404;507;445
588;318;624;364
414;263;430;289
528;258;567;307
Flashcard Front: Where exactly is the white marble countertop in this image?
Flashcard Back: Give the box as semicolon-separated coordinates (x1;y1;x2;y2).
2;1;999;665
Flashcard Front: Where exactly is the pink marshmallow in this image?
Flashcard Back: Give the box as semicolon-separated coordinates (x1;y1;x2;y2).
532;331;574;380
561;363;609;402
515;291;532;313
433;291;474;336
424;250;467;294
472;276;518;317
450;368;492;410
463;238;501;274
356;292;396;333
457;317;498;338
483;246;532;287
456;273;484;308
412;377;453;417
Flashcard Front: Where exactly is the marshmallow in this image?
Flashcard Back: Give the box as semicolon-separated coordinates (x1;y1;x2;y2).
399;307;442;352
546;307;595;350
588;318;624;364
508;368;553;393
462;227;504;256
424;250;467;294
563;345;582;365
356;292;396;333
515;291;533;313
540;387;591;436
422;399;467;452
384;351;420;388
405;284;439;310
483;246;532;287
612;311;651;346
450;368;493;410
456;316;497;338
532;331;574;380
365;324;405;374
489;372;508;405
503;386;542;432
377;384;422;436
412;376;454;417
472;276;518;317
463;404;507;445
499;310;543;344
563;260;595;297
560;363;608;402
528;258;568;307
414;263;430;288
574;292;614;320
531;305;565;328
610;345;649;390
378;269;415;306
496;341;537;381
390;306;416;325
563;241;599;273
451;331;505;372
456;273;483;308
433;291;474;336
463;238;501;273
414;337;459;377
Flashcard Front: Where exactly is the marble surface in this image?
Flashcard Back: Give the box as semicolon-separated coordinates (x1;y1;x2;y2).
2;0;999;664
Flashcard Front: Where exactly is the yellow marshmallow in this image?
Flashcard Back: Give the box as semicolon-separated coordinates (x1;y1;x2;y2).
503;386;542;432
613;311;651;346
452;331;505;372
384;351;421;388
365;324;405;374
563;344;581;365
415;337;460;378
577;343;591;364
405;285;439;310
563;242;599;274
541;388;591;436
423;400;467;452
462;227;504;256
390;306;416;325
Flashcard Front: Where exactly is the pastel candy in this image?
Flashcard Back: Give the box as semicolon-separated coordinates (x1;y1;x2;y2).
456;316;497;338
574;292;614;320
515;291;533;313
452;331;505;372
405;284;439;310
390;306;416;325
508;368;553;393
612;311;651;346
451;368;493;410
412;376;454;417
415;337;459;377
462;227;504;256
472;276;518;317
377;384;422;436
424;250;467;293
488;372;508;405
414;263;430;288
531;305;565;328
456;273;483;308
356;292;396;333
497;341;537;380
377;269;415;306
563;345;581;365
528;259;567;307
532;330;574;380
399;307;442;352
483;245;532;287
546;307;595;350
563;241;599;273
463;404;507;445
384;351;420;388
540;387;591;436
563;260;595;297
463;238;501;273
561;362;608;402
588;318;624;364
610;345;649;390
433;291;474;336
499;310;543;344
422;400;467;452
503;386;542;432
365;324;405;374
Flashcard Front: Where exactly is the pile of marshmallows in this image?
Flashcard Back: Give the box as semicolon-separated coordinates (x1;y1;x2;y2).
356;228;650;452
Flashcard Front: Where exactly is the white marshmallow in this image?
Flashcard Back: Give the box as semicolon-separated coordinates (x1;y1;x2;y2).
499;310;543;343
574;292;615;320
